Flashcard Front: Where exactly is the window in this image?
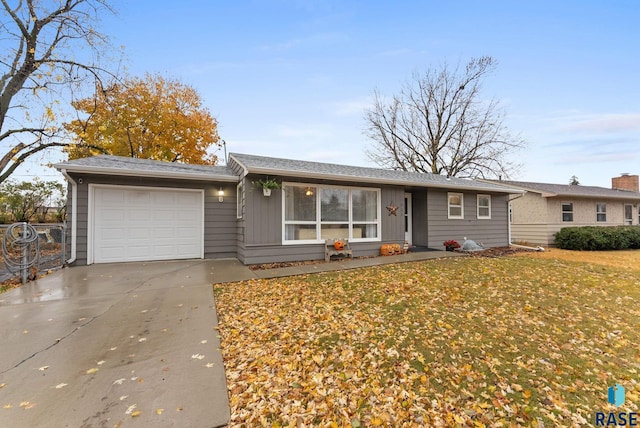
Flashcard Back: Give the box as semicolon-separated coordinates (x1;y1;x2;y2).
561;202;573;222
624;204;633;225
477;195;491;219
236;182;243;219
596;203;607;222
283;184;380;243
448;193;464;219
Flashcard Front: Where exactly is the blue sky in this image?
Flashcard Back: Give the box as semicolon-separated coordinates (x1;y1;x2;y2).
29;0;640;187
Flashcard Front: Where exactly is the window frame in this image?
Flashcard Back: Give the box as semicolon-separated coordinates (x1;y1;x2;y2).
477;194;491;219
282;182;381;244
448;192;464;219
561;202;574;222
624;204;633;225
596;202;607;222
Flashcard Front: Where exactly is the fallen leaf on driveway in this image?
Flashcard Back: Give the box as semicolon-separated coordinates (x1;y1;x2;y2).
113;378;126;385
19;401;35;409
191;354;205;360
85;368;98;375
125;404;137;415
55;383;67;389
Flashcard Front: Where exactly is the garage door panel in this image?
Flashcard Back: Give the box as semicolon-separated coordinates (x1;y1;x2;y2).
92;186;203;264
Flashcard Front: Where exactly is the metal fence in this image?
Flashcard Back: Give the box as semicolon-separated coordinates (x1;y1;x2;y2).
0;223;66;284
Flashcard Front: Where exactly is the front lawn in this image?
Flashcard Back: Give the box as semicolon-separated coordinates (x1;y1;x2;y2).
214;251;640;427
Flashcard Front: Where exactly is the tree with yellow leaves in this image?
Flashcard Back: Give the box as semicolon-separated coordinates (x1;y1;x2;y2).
65;74;220;164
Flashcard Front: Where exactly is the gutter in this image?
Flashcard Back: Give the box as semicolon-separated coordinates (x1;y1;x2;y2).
59;169;77;264
51;164;239;183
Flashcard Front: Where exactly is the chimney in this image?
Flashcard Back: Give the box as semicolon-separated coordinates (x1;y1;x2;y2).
612;173;639;192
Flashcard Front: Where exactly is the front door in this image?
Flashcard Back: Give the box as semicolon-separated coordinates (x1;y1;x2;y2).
404;193;412;245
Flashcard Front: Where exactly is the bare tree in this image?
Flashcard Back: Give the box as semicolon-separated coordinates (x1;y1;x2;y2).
365;56;525;178
0;0;119;183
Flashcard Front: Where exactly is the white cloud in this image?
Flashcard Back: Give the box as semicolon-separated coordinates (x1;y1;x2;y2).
554;113;640;133
275;125;332;139
326;98;372;117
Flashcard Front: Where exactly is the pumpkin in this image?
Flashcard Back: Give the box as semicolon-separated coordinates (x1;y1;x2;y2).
391;243;402;254
380;244;394;256
334;240;345;251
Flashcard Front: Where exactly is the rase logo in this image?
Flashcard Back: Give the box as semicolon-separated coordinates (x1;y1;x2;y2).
595;383;638;426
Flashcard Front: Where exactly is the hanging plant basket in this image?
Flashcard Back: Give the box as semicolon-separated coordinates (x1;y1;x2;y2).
252;177;281;197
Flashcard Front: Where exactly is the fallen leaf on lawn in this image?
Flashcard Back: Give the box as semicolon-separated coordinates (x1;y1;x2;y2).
86;368;98;375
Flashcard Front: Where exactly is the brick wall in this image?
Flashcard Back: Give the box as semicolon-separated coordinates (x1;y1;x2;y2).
612;174;639;192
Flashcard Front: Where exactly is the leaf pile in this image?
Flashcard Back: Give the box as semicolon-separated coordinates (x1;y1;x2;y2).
214;251;640;426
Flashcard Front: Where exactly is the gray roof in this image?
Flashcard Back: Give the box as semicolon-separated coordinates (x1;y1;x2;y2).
229;153;520;193
490;180;640;200
54;155;238;182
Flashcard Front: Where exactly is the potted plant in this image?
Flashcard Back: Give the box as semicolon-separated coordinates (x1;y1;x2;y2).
252;177;281;196
443;239;460;252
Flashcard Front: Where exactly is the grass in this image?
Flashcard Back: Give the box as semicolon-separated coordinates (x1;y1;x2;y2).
214;250;640;427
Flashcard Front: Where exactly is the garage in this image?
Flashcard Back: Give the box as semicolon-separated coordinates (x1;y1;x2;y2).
89;185;204;264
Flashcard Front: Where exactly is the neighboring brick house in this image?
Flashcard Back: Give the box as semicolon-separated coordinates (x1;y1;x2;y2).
487;174;640;246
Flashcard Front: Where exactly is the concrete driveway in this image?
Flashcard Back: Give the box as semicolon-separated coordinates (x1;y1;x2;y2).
0;260;233;428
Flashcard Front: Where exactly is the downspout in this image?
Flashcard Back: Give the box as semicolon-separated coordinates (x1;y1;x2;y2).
508;192;545;252
59;169;77;264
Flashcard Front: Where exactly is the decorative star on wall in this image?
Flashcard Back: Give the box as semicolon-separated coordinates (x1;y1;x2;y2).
386;203;399;216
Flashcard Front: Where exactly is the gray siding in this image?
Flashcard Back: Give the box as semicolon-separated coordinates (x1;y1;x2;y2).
381;187;405;242
68;174;237;265
244;179;282;245
426;190;509;249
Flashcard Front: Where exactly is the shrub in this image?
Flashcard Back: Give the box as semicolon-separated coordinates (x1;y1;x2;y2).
554;226;640;250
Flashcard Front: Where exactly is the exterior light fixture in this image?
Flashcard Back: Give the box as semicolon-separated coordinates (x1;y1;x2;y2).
218;188;224;203
305;188;314;196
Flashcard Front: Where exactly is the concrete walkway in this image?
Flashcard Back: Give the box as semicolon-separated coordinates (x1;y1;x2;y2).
0;260;230;428
209;249;463;283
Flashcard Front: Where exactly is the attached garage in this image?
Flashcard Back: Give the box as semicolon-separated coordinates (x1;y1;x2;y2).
89;185;204;264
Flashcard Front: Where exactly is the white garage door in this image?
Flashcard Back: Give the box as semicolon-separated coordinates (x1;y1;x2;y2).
91;185;204;264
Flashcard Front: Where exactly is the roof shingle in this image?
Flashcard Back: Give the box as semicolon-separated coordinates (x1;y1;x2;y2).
490;179;640;200
230;153;518;193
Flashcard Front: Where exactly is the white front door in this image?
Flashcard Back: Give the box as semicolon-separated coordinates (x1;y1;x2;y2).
90;185;204;264
404;193;412;245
